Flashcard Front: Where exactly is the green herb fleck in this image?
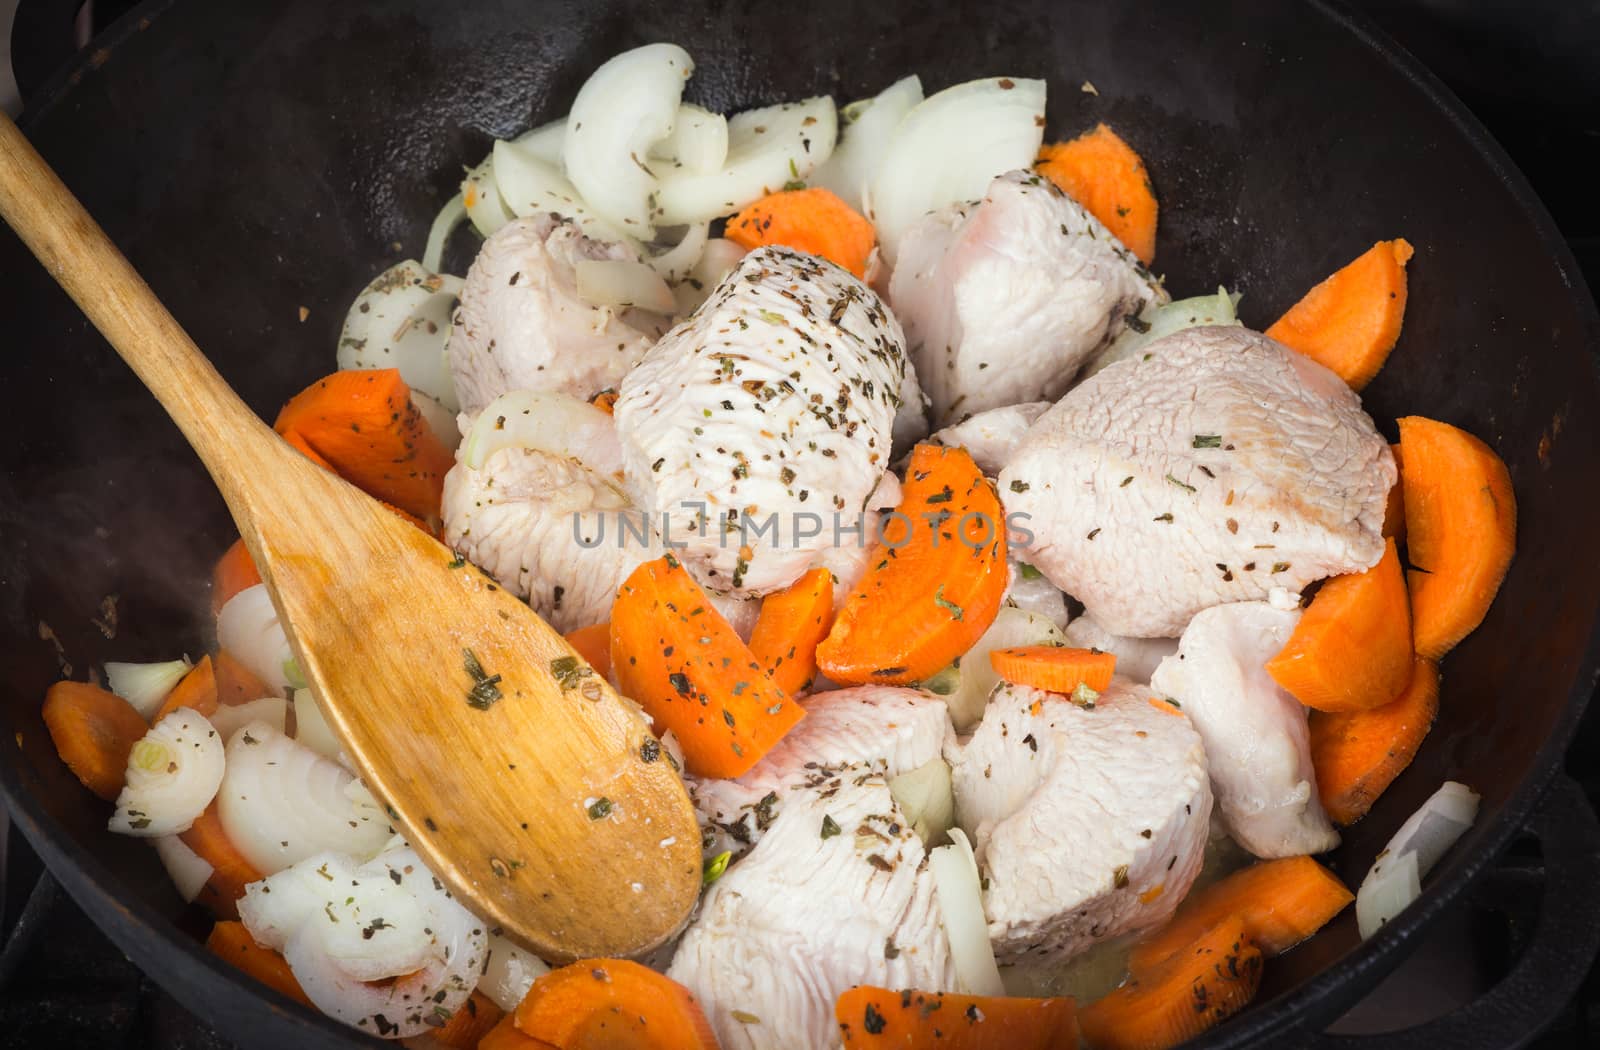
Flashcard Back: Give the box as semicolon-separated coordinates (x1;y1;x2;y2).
934;584;964;621
926;485;954;504
1271;562;1291;574
446;551;467;569
1009;479;1030;493
1192;434;1222;449
587;798;613;820
1071;682;1100;709
549;655;593;690
703;850;732;885
821;814;841;839
1166;473;1196;493
1018;563;1044;580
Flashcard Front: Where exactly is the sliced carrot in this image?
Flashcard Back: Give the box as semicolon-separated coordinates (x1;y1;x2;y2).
514;959;718;1050
206;921;311;1007
1127;856;1353;973
180;801;265;920
836;986;1078;1048
1080;916;1262;1050
41;681;148;801
429;990;506;1048
273;369;455;522
1382;443;1406;543
279;426;337;470
480;1013;551;1050
156;655;219;721
990;646;1115;695
215;649;275;705
1265;239;1413;390
725;187;877;277
212;538;263;616
610;557;804;779
1397;416;1516;660
563;623;613;680
749;567;835;696
1036;124;1158;265
817;444;1008;686
1265;538;1412;713
1310;657;1440;825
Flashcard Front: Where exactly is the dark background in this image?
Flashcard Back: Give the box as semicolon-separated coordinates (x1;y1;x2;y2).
2;0;1599;1046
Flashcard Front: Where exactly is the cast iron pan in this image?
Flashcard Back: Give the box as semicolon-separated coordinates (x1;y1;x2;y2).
2;1;1599;1046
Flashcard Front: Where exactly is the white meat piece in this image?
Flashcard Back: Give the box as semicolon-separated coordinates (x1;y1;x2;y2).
447;215;661;414
691;687;950;859
893;363;931;454
616;246;907;597
889;170;1165;427
1150;601;1340;858
1062;613;1179;685
930;402;1051;475
999;325;1394;637
949;679;1211;964
669;772;954;1050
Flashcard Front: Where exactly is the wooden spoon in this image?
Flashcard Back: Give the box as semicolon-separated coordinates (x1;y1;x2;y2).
0;113;701;959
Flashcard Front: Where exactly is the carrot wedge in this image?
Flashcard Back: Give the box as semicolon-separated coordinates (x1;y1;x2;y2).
156;655;219;721
726;188;877;277
563;623;613;680
1397;416;1516;659
817;445;1008;686
990;646;1115;695
480;1014;548;1050
273;369;455;522
610;557;804;779
212;538;263;616
206;921;311;1007
836;986;1079;1048
215;649;275;705
514;959;718;1049
1265;239;1413;390
1382;443;1406;543
180;801;265;920
1310;657;1440;826
1127;856;1353;973
1036;124;1158;265
41;681;148;801
749;567;835;696
1080;916;1263;1050
1265;538;1412;712
431;990;506;1048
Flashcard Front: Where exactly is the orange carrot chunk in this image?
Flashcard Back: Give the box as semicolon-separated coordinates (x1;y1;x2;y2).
1397;416;1516;660
1265;538;1412;713
725;188;878;278
563;623;613;681
41;681;148;801
1036;124;1158;265
212;538;263;616
1265;239;1413;390
180;801;265;920
206;921;312;1007
610;557;804;779
215;649;275;705
1310;657;1440;826
1080;916;1263;1050
990;646;1116;696
1382;443;1406;543
1127;856;1353;973
279;427;337;470
514;959;719;1049
480;1013;549;1050
836;986;1079;1048
749;567;836;696
156;655;220;721
273;369;455;522
817;445;1008;686
430;990;506;1048
590;389;619;416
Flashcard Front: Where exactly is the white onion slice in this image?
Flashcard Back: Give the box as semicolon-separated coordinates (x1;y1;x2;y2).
888;757;954;845
478;931;551;1013
654;96;838;225
1084;287;1241;380
109;708;225;837
813;75;923;213
216;584;293;695
461;390;625;477
651;103;728;175
939;606;1066;732
462;154;515;238
154;834;215;903
1004;561;1071;629
337;260;462;412
421;193;467;275
865;76;1046;264
293;687;344;760
513;117;567;165
1356;781;1480;939
490;139;639;249
218;720;393;875
105;658;192;720
643;222;709;284
672;236;748;314
410;390;461;451
574;258;677;314
931;828;1004;996
209;696;289;742
563;43;693;236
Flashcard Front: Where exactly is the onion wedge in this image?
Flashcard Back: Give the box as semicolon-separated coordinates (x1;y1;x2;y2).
930;828;1005;996
813;75;923;213
460;390;625;478
336;260;463;411
575;258;677;314
1082;287;1241;380
108;707;225;837
651;103;728;175
215;584;293;695
1356;781;1480;939
153;834;214;903
105;658;192;720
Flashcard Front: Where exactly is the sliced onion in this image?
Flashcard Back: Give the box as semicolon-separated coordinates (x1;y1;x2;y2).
216;584;293;695
865;77;1046;264
460;390;625;477
812;74;923;213
478;931;551;1013
337;260;462;412
105;657;192;720
1082;287;1241;380
651;103;728;175
421;193;468;275
654;96;837;225
889;757;954;845
491;139;639;248
293;687;344;760
563;43;693;236
940;606;1066;732
672;236;748;314
109;708;225;837
218;720;393;875
462;154;515;238
411;390;461;451
1356;781;1480;939
153;834;214;903
210;696;289;742
931;828;1004;996
574;258;677;314
1004;562;1070;629
512;117;567;165
643;222;709;284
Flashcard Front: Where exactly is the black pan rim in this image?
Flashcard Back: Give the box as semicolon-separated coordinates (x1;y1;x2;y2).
3;0;1598;1046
